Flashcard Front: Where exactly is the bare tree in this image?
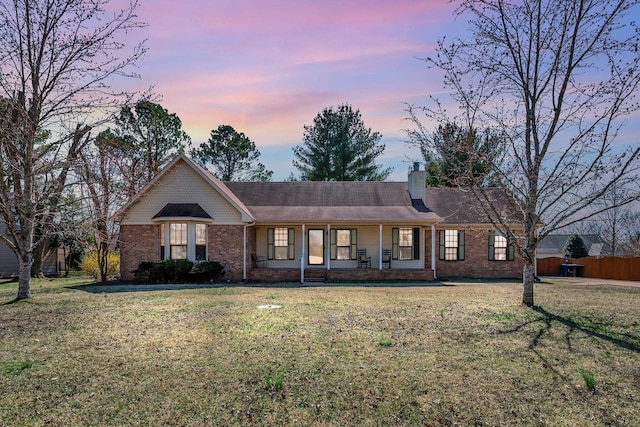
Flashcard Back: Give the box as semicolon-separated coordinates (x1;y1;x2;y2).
76;130;126;282
618;210;640;255
0;0;146;300
590;184;635;255
409;0;640;306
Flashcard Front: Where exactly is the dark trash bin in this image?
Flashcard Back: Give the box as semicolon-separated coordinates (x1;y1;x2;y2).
560;263;582;277
560;264;569;277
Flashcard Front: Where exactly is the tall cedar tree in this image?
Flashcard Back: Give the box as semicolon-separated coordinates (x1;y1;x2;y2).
0;0;145;299
411;0;640;306
191;125;273;181
293;104;391;181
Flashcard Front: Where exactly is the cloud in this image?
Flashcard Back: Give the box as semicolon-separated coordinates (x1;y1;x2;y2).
108;0;456;172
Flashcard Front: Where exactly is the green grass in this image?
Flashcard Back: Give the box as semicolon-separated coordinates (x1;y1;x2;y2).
1;360;39;375
377;337;393;347
580;369;597;392
1;277;639;425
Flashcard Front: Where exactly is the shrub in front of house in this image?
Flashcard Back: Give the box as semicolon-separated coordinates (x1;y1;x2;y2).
81;251;120;280
133;261;155;283
149;259;194;283
134;259;225;284
192;261;225;283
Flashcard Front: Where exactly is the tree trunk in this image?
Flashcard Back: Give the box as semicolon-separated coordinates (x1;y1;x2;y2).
17;255;33;300
522;261;535;307
99;241;109;282
30;240;46;278
63;246;69;277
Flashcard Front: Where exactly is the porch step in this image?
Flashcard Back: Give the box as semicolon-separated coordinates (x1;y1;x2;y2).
304;269;326;282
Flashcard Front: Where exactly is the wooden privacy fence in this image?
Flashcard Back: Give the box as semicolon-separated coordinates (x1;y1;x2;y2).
536;257;565;277
536;256;640;281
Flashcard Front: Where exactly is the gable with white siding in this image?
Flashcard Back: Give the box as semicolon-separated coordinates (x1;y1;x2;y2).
119;158;250;225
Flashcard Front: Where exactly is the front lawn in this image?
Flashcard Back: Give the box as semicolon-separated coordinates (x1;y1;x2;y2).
1;278;638;425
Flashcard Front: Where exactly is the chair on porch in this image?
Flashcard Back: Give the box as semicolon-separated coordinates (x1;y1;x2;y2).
251;253;267;268
382;249;391;269
357;248;371;268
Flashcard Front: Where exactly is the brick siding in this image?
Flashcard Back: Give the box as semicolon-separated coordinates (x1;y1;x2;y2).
247;268;434;283
207;224;246;281
119;224;159;281
435;228;523;279
120;224;520;282
248;268;302;282
326;268;434;281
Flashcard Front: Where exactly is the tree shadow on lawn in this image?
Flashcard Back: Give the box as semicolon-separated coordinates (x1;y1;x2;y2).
68;281;241;294
527;306;640;354
496;305;639;400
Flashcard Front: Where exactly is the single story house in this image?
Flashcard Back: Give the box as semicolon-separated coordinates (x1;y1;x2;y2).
116;154;524;282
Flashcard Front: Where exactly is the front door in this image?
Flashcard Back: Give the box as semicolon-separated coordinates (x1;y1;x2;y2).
308;229;324;265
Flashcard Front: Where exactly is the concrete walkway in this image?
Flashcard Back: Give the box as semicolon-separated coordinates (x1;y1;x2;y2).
543;276;640;288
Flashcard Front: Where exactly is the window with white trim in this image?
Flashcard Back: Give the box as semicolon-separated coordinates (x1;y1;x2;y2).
267;227;295;260
392;227;420;260
330;228;357;260
170;223;187;259
196;224;207;261
438;229;465;261
159;222;208;261
159;224;165;260
489;230;514;261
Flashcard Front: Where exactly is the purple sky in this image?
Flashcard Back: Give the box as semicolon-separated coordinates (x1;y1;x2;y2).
115;0;461;180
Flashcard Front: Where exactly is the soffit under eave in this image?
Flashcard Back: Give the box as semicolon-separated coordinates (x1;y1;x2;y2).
433;223;526;229
249;217;442;226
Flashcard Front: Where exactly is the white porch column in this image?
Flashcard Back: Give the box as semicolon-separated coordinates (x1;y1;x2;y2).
379;224;383;270
431;224;437;278
327;224;331;270
301;224;306;283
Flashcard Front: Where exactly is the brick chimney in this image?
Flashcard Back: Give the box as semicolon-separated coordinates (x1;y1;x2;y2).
408;162;426;202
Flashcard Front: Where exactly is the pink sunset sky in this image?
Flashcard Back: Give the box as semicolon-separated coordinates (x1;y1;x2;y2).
114;0;462;180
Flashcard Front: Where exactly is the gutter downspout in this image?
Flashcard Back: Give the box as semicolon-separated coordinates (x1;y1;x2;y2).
301;224;305;283
327;224;331;271
379;224;383;270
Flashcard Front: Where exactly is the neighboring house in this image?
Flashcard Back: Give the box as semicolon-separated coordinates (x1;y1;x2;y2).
116;154;524;283
0;222;61;278
537;234;607;259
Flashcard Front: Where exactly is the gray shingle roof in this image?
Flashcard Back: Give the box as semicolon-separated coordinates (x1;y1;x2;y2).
152;203;211;219
224;182;522;225
226;182;413;206
423;187;522;225
538;234;606;255
225;181;442;223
